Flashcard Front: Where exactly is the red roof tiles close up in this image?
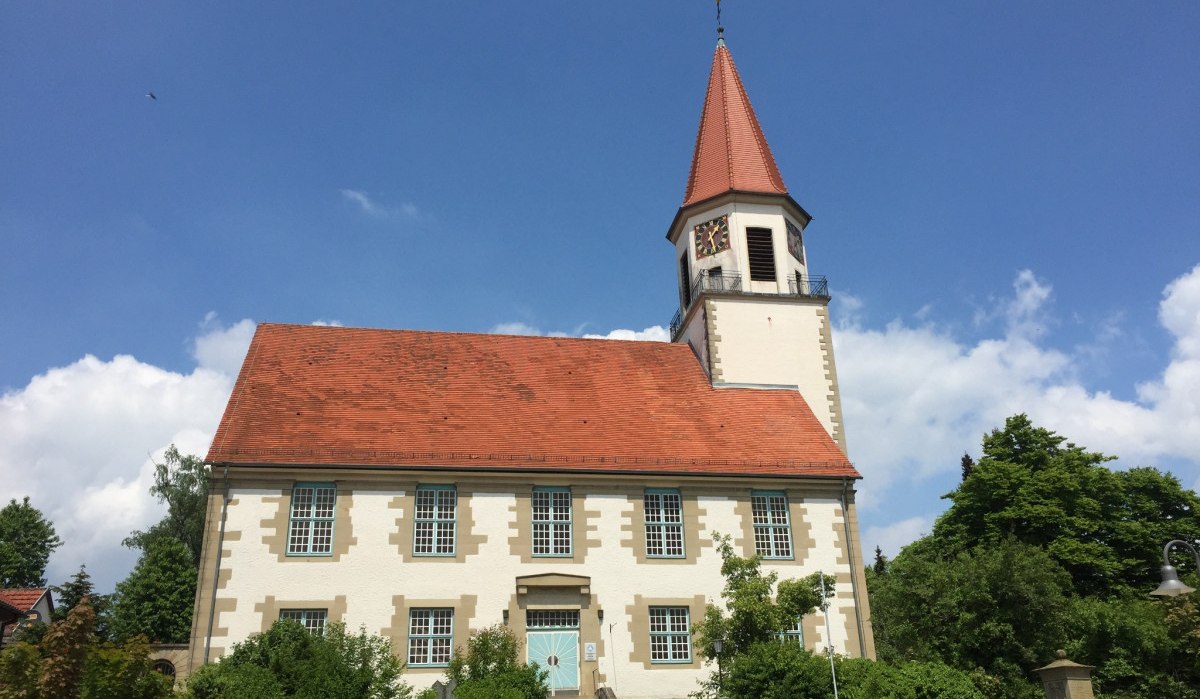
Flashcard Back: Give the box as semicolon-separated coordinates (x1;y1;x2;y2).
682;43;789;208
207;324;857;479
0;589;49;614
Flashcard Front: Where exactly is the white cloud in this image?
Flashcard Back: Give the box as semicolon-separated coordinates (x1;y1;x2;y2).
340;189;419;219
0;314;261;591
490;322;544;336
489;322;668;342
192;313;256;376
837;264;1200;535
311;319;344;327
863;515;933;559
583;326;670;342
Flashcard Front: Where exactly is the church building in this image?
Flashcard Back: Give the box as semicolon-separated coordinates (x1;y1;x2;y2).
188;31;875;699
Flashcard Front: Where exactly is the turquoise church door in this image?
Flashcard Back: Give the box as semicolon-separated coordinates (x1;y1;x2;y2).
527;629;580;692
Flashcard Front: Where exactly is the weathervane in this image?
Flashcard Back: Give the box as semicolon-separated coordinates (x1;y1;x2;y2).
716;0;725;43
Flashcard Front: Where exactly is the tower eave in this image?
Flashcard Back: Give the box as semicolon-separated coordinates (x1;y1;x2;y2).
665;189;813;244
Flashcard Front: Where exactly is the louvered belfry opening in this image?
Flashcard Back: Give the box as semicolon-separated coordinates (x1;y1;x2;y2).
679;252;691;307
746;228;776;281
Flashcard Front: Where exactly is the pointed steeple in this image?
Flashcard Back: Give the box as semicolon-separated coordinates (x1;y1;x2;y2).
682;40;789;207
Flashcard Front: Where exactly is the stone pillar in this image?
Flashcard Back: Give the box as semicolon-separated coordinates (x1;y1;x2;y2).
1034;650;1096;699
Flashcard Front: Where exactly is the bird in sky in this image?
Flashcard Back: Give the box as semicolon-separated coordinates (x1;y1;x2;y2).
145;91;157;101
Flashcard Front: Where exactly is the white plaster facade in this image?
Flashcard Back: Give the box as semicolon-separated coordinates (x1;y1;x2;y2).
191;473;869;699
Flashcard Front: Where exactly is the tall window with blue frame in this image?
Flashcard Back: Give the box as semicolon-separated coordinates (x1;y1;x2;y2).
649;606;691;662
532;487;572;556
287;483;336;555
408;608;453;667
751;491;793;559
414;485;456;555
644;489;684;558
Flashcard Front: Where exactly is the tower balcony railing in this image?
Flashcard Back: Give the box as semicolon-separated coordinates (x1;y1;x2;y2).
669;272;830;339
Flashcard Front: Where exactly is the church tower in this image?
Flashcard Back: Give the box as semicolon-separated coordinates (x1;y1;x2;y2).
668;32;848;453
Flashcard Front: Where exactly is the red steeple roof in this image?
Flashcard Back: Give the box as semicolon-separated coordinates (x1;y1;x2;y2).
682;40;789;207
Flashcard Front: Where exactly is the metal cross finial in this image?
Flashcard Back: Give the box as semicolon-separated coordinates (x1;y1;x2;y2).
716;0;724;43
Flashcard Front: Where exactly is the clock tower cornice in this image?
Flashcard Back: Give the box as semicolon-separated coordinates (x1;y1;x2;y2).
665;189;813;245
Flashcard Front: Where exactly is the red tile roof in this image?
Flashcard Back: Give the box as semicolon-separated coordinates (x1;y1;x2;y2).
0;589;49;613
682;42;789;208
208;324;857;479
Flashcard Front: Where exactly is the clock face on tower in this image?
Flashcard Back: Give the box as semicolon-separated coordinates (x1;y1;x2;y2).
786;220;805;264
694;215;731;258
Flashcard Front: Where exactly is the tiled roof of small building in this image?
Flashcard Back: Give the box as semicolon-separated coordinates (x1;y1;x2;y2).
682;42;789;208
0;588;49;613
207;323;857;479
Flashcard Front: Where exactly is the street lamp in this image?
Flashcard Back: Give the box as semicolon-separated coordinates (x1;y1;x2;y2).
713;638;724;696
1150;539;1200;597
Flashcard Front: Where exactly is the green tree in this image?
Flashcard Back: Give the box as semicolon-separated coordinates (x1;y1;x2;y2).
934;414;1200;598
123;446;210;566
38;594;95;698
446;624;548;699
109;538;196;643
0;597;171;699
0;641;41;699
870;537;1069;699
692;534;833;662
186;619;411;699
80;635;173;699
0;496;64;588
53;565;112;641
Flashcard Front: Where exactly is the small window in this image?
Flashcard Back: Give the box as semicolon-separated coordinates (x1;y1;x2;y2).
746;228;776;282
526;610;580;629
287;483;336;555
644;489;684;558
751;491;793;559
778;616;804;644
151;659;176;684
279;608;328;634
532;487;572;556
408;608;454;666
649;607;692;662
414;486;457;556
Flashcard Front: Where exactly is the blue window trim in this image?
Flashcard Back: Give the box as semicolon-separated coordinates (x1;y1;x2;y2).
286;482;336;557
777;615;804;645
751;490;795;560
407;608;454;667
278;608;328;634
532;486;573;557
644;488;685;559
413;485;457;557
649;606;692;663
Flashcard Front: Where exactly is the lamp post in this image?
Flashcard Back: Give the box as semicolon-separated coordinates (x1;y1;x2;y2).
713;638;724;697
1150;539;1200;597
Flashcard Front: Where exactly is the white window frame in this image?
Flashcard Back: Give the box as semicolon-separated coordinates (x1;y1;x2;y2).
644;489;684;558
413;485;457;556
287;483;336;556
751;491;794;559
279;608;328;634
532;487;572;557
408;608;453;667
649;606;691;663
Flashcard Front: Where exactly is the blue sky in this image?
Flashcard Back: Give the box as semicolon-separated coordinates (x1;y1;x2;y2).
3;2;1199;591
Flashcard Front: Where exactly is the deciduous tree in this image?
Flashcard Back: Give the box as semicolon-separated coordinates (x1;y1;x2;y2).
109;538;196;643
123;446;210;566
0;496;63;588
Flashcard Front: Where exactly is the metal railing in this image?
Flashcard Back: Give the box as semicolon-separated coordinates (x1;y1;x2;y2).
670;273;830;339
